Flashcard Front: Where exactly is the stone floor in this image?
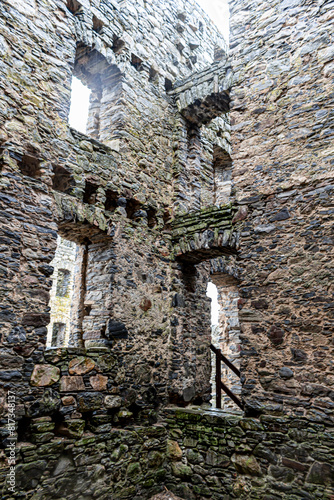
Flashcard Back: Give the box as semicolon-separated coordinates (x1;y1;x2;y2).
150;489;184;500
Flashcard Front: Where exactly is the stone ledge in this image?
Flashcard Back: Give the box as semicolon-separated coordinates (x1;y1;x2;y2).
171;204;240;263
169;60;232;125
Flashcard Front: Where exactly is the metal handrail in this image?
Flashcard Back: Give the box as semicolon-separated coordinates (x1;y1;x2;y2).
210;344;244;410
210;344;241;377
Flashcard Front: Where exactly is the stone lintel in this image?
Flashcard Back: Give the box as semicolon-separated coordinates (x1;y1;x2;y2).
169;60;232;126
172;204;240;264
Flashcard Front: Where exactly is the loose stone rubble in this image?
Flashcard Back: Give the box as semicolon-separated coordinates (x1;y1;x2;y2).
0;0;333;498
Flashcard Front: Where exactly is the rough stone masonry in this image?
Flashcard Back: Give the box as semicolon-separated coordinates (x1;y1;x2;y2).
0;0;333;498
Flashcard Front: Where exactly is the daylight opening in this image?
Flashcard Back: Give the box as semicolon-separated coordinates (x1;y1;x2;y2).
213;147;232;207
207;277;242;411
68;76;91;134
207;281;219;326
47;237;81;348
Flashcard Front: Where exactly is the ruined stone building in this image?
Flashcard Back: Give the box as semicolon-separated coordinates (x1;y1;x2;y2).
0;0;333;498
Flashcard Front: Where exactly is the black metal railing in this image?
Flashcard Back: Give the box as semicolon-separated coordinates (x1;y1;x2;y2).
210;344;244;410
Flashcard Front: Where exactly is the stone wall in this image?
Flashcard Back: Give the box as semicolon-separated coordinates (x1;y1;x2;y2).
13;421;167;499
0;0;227;419
164;407;334;500
0;0;233;496
229;0;334;419
1;0;334;497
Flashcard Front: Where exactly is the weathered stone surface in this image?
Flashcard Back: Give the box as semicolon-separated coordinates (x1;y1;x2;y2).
170;60;231;125
68;357;95;375
77;392;104;412
30;365;60;387
231;454;262;476
279;367;294;380
268;326;285;346
163;408;334;498
89;374;108;391
0;0;333;498
57;419;85;439
172;205;240;263
229;0;334;420
167;440;182;461
171;462;192;479
61;396;76;406
306;461;333;486
59;376;85;392
104;395;122;409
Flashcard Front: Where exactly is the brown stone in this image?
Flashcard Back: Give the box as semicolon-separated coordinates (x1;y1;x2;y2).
13;344;35;357
139;298;152;311
251;299;268;310
30;364;60;387
61;396;76;406
231;454;262;476
282;458;308;472
59;376;85;392
232;206;248;223
22;313;50;327
167;440;182;461
90;374;108;391
68;357;95;375
268;326;285;345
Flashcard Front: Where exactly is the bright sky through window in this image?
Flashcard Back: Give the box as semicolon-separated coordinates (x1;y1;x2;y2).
68;76;91;134
207;282;220;326
197;0;229;41
68;2;229;135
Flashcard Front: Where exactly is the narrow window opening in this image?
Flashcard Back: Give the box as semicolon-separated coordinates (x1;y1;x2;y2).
84;304;92;316
51;322;66;347
66;0;82;15
48;232;111;349
165;78;173;92
47;237;80;348
68;76;91;134
207;276;242;412
163;210;172;230
214;45;226;62
213;147;232;207
126;199;142;219
83;180;99;204
52;165;76;195
17;417;32;443
149;66;159;83
112;35;126;54
147;208;158;228
105;190;118;212
92;15;104;34
185;124;202;211
71;43;122;144
56;269;71;297
207;281;219;326
18;154;41;179
131;54;144;71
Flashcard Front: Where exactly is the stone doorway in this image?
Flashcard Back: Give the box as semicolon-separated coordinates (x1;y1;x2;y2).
207;273;242;411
